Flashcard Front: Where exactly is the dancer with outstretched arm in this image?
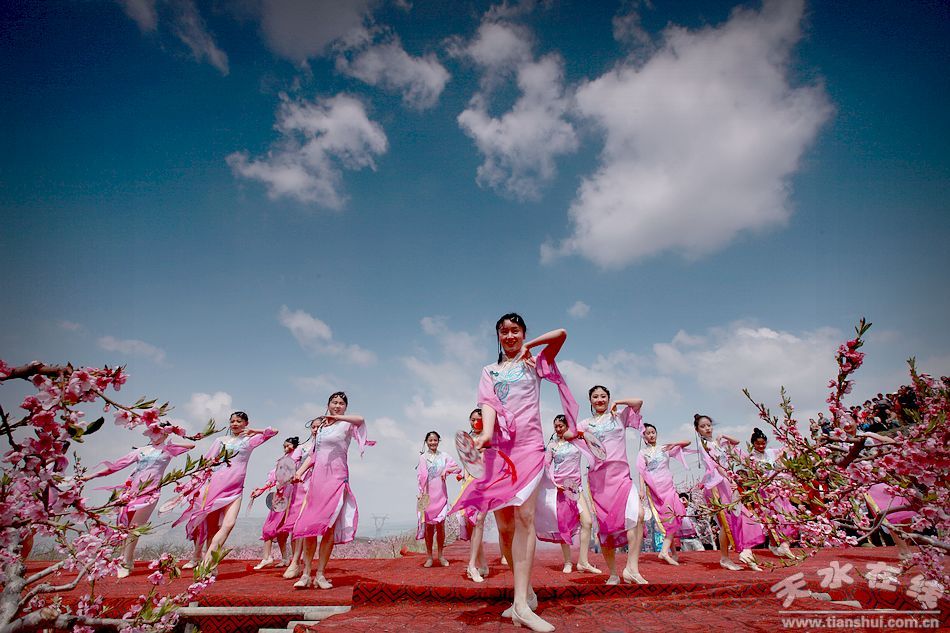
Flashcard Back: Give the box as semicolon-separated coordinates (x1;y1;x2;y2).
450;313;573;632
291;391;374;590
416;431;462;567
637;423;689;566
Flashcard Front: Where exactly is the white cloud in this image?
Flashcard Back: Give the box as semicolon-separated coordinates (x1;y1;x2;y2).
227;94;387;208
336;37;450;110
612;0;653;49
171;0;229;75
116;0;228;74
278;305;376;365
117;0;158;31
456;12;578;201
97;335;167;365
403;317;487;425
257;0;374;65
558;350;681;412
59;320;82;331
184;391;234;425
654;322;842;406
567;301;590;319
292;374;340;394
543;0;832;268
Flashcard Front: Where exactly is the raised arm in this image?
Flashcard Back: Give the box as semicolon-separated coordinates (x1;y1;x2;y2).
611;398;643;413
525;328;567;361
324;414;365;426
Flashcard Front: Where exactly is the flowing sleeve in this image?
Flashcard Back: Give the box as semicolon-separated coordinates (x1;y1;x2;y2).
203;438;223;462
352;421;376;457
416;455;428;494
619;406;644;436
93;450;139;477
477;365;513;442
535;350;578;435
667;445;690;470
264;467;277;487
444;453;462;476
636;451;647;478
162;443;191;458
248;427;278;450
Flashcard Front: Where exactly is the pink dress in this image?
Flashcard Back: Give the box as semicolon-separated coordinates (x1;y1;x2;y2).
174;428;277;546
292;421;374;544
579;407;643;548
95;443;191;526
278;438;312;537
536;438;585;544
698;438;765;551
750;447;798;540
416;451;462;539
637;446;687;538
259;461;294;542
453;475;481;541
450;350;577;519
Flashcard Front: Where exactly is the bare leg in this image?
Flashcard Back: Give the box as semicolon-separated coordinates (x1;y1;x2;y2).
577;495;598;570
624;507;645;577
423;523;435;565
494;507;515;569
603;546;618;582
436;522;448;565
300;537;317;578
560;543;571;570
202;498;242;567
276;534;289;562
314;529;335;588
509;486;552;631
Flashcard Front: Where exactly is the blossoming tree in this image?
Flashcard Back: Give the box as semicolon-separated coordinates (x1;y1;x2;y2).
714;320;948;586
0;360;227;633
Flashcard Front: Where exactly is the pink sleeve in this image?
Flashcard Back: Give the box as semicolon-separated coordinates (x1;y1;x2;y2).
667;445;690;470
264;467;277;487
162;443;190;458
352;422;376;457
636;451;647;477
444;454;462;475
93;450;138;477
203;438;223;462
248;427;278;450
619;406;644;436
535;351;578;435
477;366;512;442
416;455;428;493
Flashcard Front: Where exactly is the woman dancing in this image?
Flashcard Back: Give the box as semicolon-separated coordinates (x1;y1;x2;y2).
748;428;797;559
175;412;276;569
251;435;299;569
291;391;373;589
694;414;764;570
637;423;689;566
416;431;462;567
579;386;648;585
457;408;491;583
542;414;600;574
281;419;319;579
450;313;571;632
86;422;196;578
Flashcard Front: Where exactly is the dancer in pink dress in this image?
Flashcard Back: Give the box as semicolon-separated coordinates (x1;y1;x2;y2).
251;436;299;570
174;412;277;568
291;391;374;590
542;414;600;575
457;408;492;583
748;428;797;559
281;420;318;580
450;313;570;633
416;431;462;567
86;422;195;578
694;414;764;571
637;423;689;566
579;386;648;585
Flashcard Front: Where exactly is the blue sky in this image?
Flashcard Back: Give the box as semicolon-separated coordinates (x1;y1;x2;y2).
1;0;948;532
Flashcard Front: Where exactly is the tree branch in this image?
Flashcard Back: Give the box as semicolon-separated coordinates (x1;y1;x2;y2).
0;362;71;383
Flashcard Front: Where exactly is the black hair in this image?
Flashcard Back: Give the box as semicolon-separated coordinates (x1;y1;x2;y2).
425;431;441;442
692;413;712;431
751;427;767;444
285;436;300;448
588;385;610;415
643;422;656;432
495;313;527;363
553;414;567;424
469;408;482;419
230;411;249;422
328;391;348;406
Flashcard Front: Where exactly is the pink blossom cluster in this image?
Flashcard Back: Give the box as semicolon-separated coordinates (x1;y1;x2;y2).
731;322;948;585
0;360;216;633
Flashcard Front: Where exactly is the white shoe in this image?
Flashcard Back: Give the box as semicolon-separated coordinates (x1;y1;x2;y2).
562;562;572;573
181;560;197;570
116;565;131;579
576;562;601;574
282;562;300;579
658;551;679;566
775;543;795;559
439;557;450;567
738;550;762;571
314;575;333;590
293;574;311;589
605;575;620;585
253;558;275;570
479;565;489;578
467;566;484;583
720;558;742;571
510;604;554;632
502;592;538;618
623;569;648;585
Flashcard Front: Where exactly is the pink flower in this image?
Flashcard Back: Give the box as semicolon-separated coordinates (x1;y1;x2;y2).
147;570;166;586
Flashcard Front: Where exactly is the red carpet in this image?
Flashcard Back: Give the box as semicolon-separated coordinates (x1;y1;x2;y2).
24;545;948;632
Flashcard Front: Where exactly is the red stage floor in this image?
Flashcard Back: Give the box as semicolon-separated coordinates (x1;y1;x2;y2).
25;544;948;632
